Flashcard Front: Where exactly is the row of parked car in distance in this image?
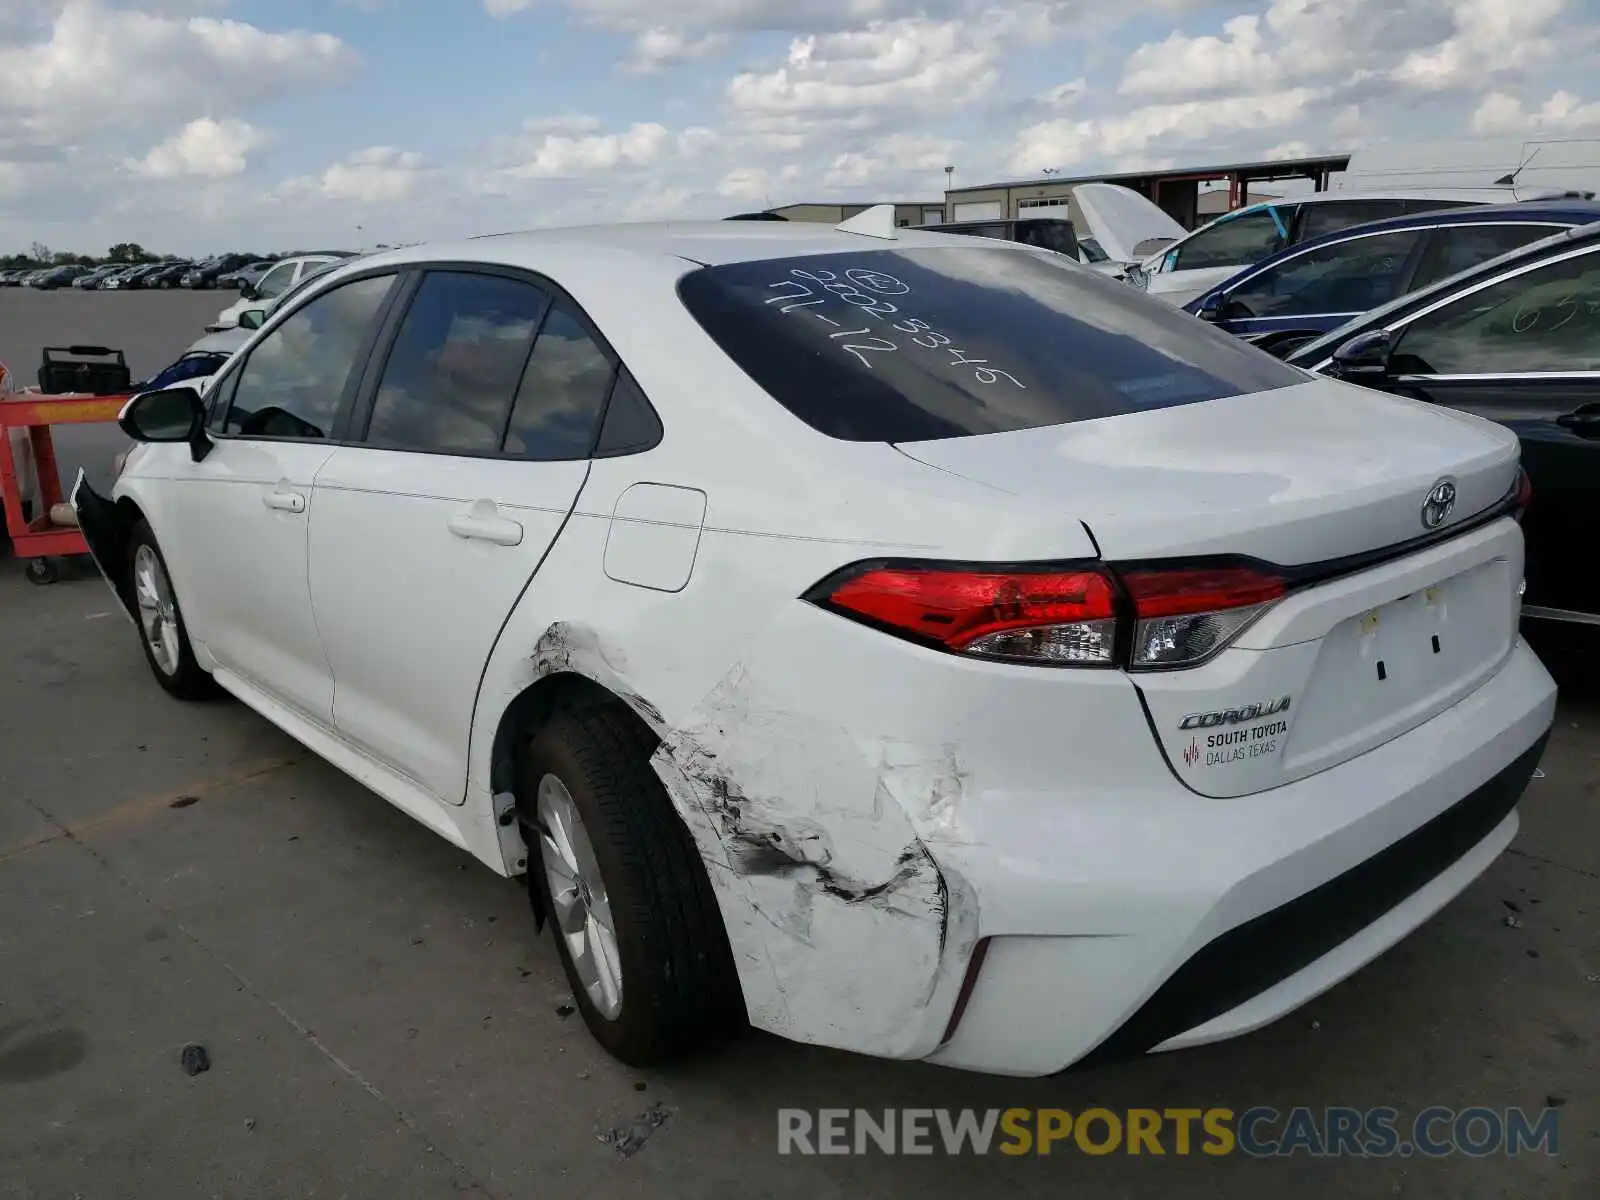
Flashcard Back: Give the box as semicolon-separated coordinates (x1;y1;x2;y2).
0;251;356;292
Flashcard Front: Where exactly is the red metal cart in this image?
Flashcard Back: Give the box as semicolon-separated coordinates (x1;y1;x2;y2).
1;391;130;584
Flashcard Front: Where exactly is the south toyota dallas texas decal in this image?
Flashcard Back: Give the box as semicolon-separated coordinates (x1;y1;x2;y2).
1179;696;1292;770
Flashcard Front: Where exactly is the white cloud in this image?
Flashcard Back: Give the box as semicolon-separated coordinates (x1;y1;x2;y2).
1472;90;1600;136
621;27;729;72
1394;0;1572;92
727;18;999;119
1118;0;1580;107
496;120;714;179
280;146;430;202
1011;87;1324;172
125;117;268;178
0;1;354;154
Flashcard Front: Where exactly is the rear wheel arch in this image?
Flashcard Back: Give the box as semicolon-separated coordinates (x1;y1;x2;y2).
489;672;646;812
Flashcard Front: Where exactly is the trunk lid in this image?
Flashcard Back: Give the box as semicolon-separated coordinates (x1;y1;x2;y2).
896;379;1526;797
894;378;1519;567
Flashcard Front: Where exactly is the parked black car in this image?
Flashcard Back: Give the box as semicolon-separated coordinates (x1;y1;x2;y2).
1286;220;1600;628
181;254;253;289
73;263;134;290
102;263;160;290
35;264;92;290
1191;201;1600;358
142;261;194;289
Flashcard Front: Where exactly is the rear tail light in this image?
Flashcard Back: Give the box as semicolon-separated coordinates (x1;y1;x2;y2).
1120;566;1285;669
1512;468;1532;521
817;565;1119;665
808;561;1285;670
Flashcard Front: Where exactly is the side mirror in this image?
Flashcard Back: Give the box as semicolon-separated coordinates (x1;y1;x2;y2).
1197;292;1227;322
237;308;266;330
238;282;258;301
118;386;213;461
1326;329;1395;382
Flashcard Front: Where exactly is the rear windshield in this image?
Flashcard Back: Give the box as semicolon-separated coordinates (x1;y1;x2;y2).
676;246;1305;441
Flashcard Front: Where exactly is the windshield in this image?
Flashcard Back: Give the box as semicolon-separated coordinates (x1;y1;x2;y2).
677;246;1303;442
1078;236;1109;263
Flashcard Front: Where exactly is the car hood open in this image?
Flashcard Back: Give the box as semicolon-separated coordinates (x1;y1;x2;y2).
1073;183;1189;265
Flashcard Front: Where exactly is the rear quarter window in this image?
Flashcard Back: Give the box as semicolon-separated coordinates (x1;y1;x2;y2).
677;246;1305;441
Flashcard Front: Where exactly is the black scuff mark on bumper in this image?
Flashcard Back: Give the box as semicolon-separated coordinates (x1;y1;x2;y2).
656;735;949;940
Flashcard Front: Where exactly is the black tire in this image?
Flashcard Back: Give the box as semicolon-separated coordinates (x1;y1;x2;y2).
126;520;218;700
522;707;744;1064
23;558;58;585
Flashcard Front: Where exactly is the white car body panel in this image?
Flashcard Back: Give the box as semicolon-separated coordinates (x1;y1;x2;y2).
84;221;1557;1074
307;449;591;805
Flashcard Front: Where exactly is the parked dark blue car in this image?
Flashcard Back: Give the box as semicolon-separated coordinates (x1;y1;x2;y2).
1186;200;1600;359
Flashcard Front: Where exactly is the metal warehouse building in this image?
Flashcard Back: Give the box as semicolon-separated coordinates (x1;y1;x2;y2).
942;153;1350;230
755;153;1351;232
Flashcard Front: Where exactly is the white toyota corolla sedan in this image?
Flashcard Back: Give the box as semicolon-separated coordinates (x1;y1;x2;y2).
73;212;1555;1076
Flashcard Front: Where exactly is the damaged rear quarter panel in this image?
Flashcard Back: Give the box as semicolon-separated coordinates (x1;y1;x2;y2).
651;657;982;1059
470;505;983;1060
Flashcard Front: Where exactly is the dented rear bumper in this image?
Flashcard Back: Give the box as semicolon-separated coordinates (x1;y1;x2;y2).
644;591;1553;1075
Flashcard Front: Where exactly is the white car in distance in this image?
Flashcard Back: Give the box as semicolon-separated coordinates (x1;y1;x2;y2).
209;253;351;331
74;211;1555;1075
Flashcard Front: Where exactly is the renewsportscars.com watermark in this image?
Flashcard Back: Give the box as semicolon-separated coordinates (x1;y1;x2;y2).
777;1106;1563;1158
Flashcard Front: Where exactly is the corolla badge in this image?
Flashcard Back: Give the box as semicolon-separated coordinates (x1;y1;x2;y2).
1421;479;1457;529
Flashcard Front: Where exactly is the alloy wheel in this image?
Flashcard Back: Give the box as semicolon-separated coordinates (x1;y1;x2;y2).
536;773;624;1019
132;544;181;676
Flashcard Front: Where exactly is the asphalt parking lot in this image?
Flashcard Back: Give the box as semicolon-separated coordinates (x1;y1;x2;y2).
1;291;1596;1198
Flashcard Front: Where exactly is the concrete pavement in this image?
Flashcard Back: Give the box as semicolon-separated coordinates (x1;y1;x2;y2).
0;563;1595;1198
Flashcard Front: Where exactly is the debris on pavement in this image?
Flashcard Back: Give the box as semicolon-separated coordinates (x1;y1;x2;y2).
555;1003;575;1018
1504;915;1523;929
598;1101;673;1158
179;1044;210;1076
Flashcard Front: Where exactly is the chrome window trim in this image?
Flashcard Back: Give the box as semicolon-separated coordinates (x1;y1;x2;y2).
1522;605;1600;627
1393;371;1600;383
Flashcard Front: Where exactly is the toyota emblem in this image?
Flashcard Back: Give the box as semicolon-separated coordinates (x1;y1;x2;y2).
1421;479;1457;529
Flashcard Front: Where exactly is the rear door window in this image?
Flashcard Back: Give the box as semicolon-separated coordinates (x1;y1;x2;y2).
677;246;1305;442
502;301;617;459
1297;200;1407;240
1224;230;1424;318
1391;247;1600;375
362;270;552;455
1409;223;1560;290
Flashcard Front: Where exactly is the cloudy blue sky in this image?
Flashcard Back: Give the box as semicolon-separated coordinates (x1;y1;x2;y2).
2;0;1598;254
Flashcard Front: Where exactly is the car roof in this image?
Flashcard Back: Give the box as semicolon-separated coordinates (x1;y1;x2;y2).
1247;187;1580;208
460;219;1025;268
